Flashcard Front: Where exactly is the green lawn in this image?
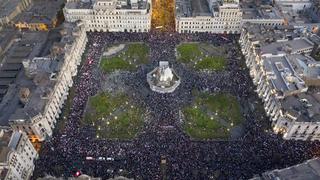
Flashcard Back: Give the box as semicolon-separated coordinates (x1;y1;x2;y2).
177;43;202;63
183;93;243;140
184;107;228;139
100;57;134;73
84;92;144;140
199;93;243;125
177;43;226;71
100;43;149;73
125;43;149;64
195;57;226;71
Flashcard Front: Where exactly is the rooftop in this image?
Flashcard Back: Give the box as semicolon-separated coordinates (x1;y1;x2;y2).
0;0;22;18
261;38;314;55
282;93;320;122
0;128;23;180
93;0;148;10
8;22;84;124
0;128;12;163
175;0;192;17
0;128;22;162
191;0;211;16
14;0;64;23
240;1;283;20
287;54;320;80
242;23;298;43
262;55;306;94
262;158;320;180
65;1;92;9
9;58;59;122
0;31;47;126
0;28;18;55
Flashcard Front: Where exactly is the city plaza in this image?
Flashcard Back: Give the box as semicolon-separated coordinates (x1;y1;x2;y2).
32;23;320;180
0;0;319;179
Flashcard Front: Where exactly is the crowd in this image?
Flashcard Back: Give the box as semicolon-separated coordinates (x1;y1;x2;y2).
32;31;320;180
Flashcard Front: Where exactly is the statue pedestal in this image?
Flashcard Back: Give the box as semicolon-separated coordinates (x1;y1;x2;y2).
147;61;181;93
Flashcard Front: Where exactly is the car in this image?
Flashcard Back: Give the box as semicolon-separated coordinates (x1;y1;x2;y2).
97;157;106;161
75;170;81;177
86;157;94;160
106;157;114;161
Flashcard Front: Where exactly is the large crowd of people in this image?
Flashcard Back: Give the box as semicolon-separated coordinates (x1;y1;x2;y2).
32;31;320;180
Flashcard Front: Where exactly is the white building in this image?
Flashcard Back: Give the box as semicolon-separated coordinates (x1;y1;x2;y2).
9;22;87;142
176;0;243;34
63;0;151;32
0;128;38;180
240;23;320;141
175;0;285;34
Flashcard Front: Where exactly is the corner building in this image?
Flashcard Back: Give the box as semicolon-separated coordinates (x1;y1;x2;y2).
9;22;88;142
0;128;38;180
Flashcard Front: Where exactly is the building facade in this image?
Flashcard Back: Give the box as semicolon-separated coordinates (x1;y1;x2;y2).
176;0;243;34
9;22;87;142
63;0;151;32
175;0;286;34
0;128;38;180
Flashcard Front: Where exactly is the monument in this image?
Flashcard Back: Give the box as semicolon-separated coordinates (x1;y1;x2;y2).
147;61;180;93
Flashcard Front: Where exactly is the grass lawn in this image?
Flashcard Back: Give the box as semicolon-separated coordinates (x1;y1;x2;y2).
100;43;149;73
84;92;144;140
100;56;134;73
177;43;202;63
199;93;243;125
195;57;226;71
125;43;149;63
177;43;226;71
183;93;243;140
184;107;228;139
